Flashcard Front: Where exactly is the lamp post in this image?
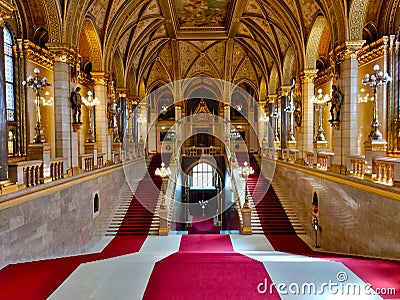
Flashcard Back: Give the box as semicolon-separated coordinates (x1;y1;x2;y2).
311;88;330;142
22;68;51;143
82;91;99;143
155;162;171;208
361;64;392;141
240;161;254;209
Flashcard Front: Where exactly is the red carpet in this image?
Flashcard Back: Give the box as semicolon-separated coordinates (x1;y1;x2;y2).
143;235;280;300
188;216;221;234
0;155;164;300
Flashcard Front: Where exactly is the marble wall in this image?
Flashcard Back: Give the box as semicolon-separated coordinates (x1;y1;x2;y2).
0;158;146;269
271;162;400;259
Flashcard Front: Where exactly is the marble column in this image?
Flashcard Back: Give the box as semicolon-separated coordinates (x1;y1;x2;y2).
300;69;318;156
49;47;77;172
333;41;364;167
92;72;110;161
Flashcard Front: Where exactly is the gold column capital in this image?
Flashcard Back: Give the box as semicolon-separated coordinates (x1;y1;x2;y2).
302;69;318;83
279;86;292;97
91;72;109;86
345;40;365;59
47;44;78;65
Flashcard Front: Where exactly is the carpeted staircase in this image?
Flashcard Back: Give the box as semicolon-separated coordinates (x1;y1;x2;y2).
106;154;163;236
236;152;304;234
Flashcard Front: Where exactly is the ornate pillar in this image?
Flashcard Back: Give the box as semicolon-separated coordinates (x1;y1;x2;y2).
48;45;78;172
279;86;291;151
334;41;364;167
300;69;318;156
92;72;110;162
380;36;389;142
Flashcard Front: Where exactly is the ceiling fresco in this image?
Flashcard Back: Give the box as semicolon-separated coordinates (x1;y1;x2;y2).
175;0;231;29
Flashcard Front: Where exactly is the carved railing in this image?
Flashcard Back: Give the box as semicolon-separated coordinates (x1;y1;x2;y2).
317;151;334;171
8;160;43;187
79;154;94;172
305;151;315;167
50;157;67;181
183;146;221;157
348;155;366;179
372;157;400;186
97;153;105;168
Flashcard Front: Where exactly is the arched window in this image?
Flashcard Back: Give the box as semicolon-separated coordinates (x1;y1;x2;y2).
4;26;14;122
191;162;215;188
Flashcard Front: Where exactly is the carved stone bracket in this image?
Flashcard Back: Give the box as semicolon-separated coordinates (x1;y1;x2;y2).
72;123;83;132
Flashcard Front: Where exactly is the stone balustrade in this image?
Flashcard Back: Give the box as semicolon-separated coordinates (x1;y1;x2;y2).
183;146;221;157
348;155;366;179
97;153;105;168
317;151;334;171
50;157;67;181
372;157;400;186
305;151;315;167
8;160;43;187
79;154;94;172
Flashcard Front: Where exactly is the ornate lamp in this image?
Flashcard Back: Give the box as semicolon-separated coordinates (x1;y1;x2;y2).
240;161;254;209
82;91;99;143
311;88;330;142
22;68;51;143
155;162;171;208
361;64;391;141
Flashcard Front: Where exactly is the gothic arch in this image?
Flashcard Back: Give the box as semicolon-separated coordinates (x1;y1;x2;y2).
305;16;327;70
113;51;125;88
282;47;296;86
269;65;279;95
81;18;103;72
40;0;62;44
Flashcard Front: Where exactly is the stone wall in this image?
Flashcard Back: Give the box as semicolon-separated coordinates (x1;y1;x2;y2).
0;158;147;268
270;162;400;259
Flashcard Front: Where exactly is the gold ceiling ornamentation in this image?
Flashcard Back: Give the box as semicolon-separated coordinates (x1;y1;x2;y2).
305;16;327;70
349;0;368;41
41;0;61;44
82;18;103;72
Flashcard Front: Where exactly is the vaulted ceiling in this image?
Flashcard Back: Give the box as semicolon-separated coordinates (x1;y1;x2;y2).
12;0;399;96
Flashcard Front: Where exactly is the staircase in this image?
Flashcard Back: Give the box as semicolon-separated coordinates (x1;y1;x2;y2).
235;152;305;234
106;154;163;236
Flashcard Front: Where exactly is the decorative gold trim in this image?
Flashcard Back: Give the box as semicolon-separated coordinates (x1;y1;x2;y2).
23;40;53;70
357;38;385;67
275;161;400;201
47;43;78;66
314;69;331;86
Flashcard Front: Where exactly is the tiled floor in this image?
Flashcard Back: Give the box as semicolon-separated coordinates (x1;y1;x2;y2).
49;234;383;300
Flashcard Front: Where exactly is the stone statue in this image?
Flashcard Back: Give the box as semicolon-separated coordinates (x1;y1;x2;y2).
329;85;343;122
70;87;83;124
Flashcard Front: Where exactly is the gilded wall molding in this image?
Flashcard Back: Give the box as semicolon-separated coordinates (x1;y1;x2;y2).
23;40;53;70
314;68;331;86
357;38;385;67
0;0;14;26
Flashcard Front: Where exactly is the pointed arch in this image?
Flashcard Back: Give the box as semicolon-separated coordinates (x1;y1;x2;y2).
40;0;62;44
305;16;327;70
113;51;125;88
269;65;279;95
282;47;295;86
81;18;103;72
